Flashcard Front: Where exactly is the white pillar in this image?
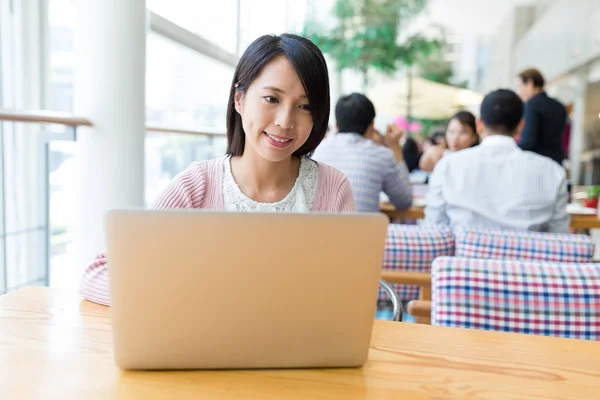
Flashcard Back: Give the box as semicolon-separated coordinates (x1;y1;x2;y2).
74;0;146;272
569;71;588;185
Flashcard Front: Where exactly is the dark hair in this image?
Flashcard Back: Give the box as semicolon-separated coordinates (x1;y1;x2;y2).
430;131;445;145
480;89;524;135
518;68;545;89
226;34;330;157
335;93;376;136
446;111;479;146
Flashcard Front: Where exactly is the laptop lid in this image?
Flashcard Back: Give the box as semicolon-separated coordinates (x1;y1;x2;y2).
107;210;388;370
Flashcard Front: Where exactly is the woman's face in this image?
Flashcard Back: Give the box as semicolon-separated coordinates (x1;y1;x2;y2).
445;118;477;151
234;56;314;163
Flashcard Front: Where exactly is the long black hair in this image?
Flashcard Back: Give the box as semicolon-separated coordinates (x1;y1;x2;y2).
225;34;330;157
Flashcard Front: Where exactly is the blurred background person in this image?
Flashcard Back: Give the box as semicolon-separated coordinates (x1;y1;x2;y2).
516;68;567;165
419;111;480;172
312;93;412;213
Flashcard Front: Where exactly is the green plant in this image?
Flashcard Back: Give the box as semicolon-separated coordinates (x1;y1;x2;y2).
303;0;445;120
418;49;468;88
303;0;440;89
586;186;600;200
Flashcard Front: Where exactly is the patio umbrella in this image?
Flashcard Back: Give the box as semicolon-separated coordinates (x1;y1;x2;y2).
367;76;483;120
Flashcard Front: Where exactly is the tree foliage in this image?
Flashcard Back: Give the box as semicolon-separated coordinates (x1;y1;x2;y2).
303;0;443;85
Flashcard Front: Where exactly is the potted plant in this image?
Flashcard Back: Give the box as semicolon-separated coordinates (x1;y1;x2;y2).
584;186;600;209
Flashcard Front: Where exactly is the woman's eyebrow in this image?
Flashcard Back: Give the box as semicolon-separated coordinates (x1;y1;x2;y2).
262;86;308;99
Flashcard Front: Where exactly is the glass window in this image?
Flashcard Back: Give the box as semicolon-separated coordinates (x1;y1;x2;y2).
48;0;76;112
147;0;239;54
145;32;232;204
238;0;308;53
0;1;47;293
48;140;77;290
1;123;48;292
145;133;226;204
146;32;234;131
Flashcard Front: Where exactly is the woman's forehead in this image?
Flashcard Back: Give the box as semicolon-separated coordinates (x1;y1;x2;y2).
250;57;307;98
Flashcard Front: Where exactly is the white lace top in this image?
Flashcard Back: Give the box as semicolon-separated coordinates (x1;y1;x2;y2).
223;156;319;212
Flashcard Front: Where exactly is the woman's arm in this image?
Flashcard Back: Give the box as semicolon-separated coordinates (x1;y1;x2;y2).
419;145;445;172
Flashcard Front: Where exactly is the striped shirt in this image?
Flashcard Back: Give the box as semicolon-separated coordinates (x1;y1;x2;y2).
425;135;570;233
312;133;412;212
80;156;356;306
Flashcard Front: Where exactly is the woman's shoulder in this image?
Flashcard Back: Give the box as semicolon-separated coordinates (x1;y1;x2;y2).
310;158;355;212
311;158;349;187
186;155;226;174
170;156;227;195
153;156;226;209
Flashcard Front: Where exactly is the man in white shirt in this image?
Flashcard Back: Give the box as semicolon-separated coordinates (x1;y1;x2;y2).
425;89;569;233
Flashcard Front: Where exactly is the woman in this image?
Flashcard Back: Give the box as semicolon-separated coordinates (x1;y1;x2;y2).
80;34;355;306
419;111;479;172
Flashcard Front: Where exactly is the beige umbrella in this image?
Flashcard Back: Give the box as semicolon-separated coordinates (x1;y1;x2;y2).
366;76;484;120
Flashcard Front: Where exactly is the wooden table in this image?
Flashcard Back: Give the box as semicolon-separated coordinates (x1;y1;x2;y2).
2;287;600;399
380;204;425;220
570;213;600;229
381;204;600;230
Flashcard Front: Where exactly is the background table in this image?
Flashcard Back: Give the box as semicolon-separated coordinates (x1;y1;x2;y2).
381;203;600;230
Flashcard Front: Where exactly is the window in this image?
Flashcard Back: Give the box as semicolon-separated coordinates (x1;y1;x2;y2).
145;32;232;202
0;0;47;293
146;32;234;131
48;0;76;112
238;0;308;53
147;0;239;54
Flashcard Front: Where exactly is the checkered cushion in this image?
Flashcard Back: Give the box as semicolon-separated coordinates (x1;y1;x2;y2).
455;228;594;263
431;257;600;340
380;225;454;301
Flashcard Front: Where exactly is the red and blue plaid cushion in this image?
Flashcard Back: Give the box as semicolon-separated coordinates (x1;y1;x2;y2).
455;228;594;263
380;225;454;300
431;257;600;340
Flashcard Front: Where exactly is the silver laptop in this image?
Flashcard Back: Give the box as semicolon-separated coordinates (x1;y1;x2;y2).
106;210;388;370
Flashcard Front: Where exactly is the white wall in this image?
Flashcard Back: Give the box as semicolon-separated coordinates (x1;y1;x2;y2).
480;6;535;93
515;0;600;82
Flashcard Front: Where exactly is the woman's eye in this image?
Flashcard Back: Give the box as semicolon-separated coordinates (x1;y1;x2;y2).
264;96;279;103
299;104;311;111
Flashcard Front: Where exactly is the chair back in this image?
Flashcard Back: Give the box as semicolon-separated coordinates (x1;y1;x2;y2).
455;228;595;263
381;225;454;300
431;256;600;340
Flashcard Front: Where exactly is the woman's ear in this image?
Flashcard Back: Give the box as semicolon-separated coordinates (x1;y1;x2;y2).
234;89;244;114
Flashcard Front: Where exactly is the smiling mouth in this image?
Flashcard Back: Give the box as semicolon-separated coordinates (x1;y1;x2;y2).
264;132;293;148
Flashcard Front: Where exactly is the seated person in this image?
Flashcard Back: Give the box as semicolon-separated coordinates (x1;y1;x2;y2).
402;135;423;172
80;34;356;306
312;93;412;213
419;111;480;172
425;89;569;233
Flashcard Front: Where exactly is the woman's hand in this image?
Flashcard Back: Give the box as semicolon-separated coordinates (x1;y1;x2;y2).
419;145;445;172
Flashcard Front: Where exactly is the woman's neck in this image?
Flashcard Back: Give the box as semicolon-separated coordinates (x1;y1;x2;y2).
230;150;301;202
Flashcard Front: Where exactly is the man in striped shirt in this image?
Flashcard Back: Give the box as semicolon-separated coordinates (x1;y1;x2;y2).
425;89;569;233
312;93;412;213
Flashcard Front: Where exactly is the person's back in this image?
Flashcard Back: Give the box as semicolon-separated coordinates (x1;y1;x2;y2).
314;134;409;212
517;68;567;164
312;93;412;213
425;89;569;233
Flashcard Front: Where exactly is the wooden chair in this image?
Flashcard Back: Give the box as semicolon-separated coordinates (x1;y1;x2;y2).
381;271;431;324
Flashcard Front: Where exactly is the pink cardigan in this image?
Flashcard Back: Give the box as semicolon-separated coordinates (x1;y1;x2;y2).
80;156;356;305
